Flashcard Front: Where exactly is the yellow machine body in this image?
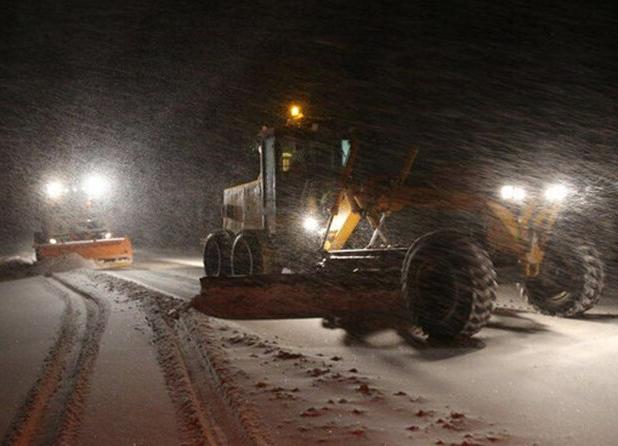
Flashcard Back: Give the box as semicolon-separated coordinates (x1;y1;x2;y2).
321;143;564;278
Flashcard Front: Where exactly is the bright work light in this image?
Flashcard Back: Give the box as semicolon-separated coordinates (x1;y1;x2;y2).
500;185;526;202
544;184;569;202
302;215;320;233
82;174;110;199
45;181;65;199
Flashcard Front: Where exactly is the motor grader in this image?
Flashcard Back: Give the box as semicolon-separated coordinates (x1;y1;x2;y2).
194;108;604;339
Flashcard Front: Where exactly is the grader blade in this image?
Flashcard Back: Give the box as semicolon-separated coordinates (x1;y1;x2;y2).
191;273;405;320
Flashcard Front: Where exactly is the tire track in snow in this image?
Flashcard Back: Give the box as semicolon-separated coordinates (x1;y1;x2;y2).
2;276;108;446
55;271;224;445
140;297;231;445
106;269;198;300
96;272;269;445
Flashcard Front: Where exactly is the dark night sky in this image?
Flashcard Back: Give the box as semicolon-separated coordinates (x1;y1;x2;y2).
1;1;617;250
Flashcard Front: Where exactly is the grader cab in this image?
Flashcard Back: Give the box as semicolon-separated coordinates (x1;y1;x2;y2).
194;107;604;339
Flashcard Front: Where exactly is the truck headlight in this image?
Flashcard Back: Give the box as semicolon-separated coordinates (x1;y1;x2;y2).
302;216;320;233
49;238;58;244
82;174;110;199
544;184;569;202
500;185;526;202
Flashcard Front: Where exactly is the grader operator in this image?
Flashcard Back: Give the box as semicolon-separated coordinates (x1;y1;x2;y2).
194;105;604;339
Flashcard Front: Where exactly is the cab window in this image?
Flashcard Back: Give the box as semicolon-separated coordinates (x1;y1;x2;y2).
281;152;293;172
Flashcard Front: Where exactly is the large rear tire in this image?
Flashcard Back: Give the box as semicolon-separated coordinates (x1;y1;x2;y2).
203;231;232;277
231;233;264;276
401;231;497;339
523;244;604;316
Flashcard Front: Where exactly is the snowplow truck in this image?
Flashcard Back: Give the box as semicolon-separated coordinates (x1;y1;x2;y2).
195;123;604;339
34;178;133;268
34;223;133;268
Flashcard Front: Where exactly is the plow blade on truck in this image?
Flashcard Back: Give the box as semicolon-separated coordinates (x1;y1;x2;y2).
36;237;133;268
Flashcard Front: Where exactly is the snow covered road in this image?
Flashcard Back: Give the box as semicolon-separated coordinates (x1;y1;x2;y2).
110;253;618;445
0;278;67;439
0;274;185;445
2;251;618;445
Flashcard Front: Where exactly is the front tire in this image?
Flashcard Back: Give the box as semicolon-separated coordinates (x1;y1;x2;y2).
401;231;497;339
524;244;604;316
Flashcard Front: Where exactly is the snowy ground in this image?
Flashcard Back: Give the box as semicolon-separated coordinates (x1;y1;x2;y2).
1;250;617;445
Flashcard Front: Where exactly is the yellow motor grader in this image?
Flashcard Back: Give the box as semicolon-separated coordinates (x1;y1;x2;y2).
193;107;604;339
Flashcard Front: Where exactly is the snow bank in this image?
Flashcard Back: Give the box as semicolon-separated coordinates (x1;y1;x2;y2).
0;254;95;281
0;256;35;281
34;253;96;274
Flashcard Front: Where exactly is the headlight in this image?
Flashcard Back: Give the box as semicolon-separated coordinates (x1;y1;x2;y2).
302;216;320;233
104;232;112;239
45;181;65;199
500;185;526;202
82;174;110;199
544;184;569;202
49;238;57;244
